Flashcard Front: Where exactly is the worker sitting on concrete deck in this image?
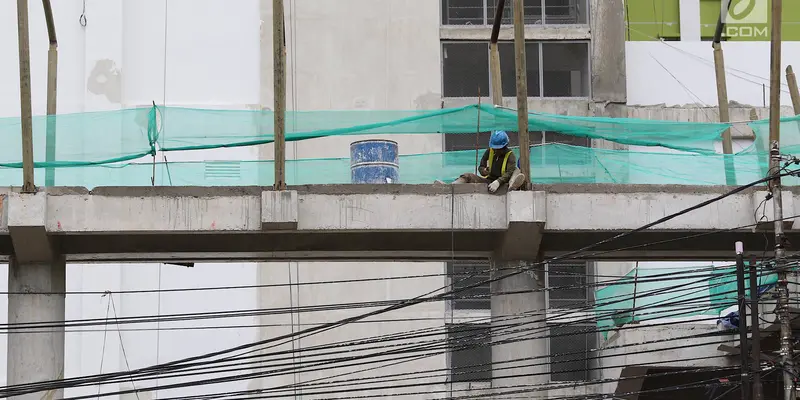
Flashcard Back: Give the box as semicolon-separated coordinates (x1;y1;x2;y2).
436;130;526;193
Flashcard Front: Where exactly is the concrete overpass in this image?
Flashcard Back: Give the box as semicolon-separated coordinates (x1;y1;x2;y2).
0;184;795;263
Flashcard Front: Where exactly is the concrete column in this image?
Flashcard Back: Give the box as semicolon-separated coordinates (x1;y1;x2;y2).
7;256;66;400
490;259;548;399
679;0;702;42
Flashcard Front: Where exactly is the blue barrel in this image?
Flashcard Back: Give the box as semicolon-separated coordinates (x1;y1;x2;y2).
350;139;399;184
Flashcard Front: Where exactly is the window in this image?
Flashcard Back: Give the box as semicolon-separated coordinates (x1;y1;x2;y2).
549;324;596;381
448;262;491;310
442;0;588;25
441;41;589;98
546;260;592;308
446;261;595;382
447;323;492;382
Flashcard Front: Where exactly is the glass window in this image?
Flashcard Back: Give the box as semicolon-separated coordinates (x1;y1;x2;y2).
448;262;491;310
547;261;589;308
544;0;588;24
550;324;595;381
541;42;590;97
442;42;490;97
443;0;584;25
448;324;492;382
497;42;541;97
487;0;543;25
442;0;485;25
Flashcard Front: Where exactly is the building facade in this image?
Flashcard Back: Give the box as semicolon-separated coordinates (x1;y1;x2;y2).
0;0;795;398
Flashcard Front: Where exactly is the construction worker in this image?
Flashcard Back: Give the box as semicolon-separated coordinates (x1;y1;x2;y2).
436;130;526;193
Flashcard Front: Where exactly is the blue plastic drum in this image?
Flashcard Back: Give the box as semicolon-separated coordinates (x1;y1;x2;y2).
350;139;399;184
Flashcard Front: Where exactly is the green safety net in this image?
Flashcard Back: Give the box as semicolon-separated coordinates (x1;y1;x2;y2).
1;143;795;188
154;104;730;154
593;264;781;339
1;103;800;187
0;107;156;168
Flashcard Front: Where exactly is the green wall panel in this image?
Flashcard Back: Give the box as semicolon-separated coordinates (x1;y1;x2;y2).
625;0;800;41
625;0;681;41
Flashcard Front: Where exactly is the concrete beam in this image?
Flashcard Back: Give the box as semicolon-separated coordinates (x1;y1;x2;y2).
7;192;55;263
0;184;793;262
262;190;298;230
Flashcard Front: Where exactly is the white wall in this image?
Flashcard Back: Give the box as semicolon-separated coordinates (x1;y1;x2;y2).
0;1;449;399
627;41;800;108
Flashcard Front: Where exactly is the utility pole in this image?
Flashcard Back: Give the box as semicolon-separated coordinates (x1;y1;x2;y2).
713;0;735;185
16;0;35;193
787;65;800;115
767;1;794;399
513;0;530;191
489;0;506;106
43;0;57;187
273;0;287;190
750;255;764;400
735;242;751;400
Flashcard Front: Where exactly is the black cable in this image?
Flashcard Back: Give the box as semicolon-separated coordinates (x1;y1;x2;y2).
4;172;793;397
1;276;736;396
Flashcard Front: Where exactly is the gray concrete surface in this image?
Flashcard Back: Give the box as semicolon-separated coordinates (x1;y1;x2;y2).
490;259;548;398
7;256;66;400
0;184;794;262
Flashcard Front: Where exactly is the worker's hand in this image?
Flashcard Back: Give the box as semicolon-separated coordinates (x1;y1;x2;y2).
488;180;500;193
479;166;488;176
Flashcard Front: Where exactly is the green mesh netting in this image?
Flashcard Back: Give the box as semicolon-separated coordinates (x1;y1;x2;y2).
154;104;730;154
594;267;724;339
594;263;785;339
0;107;156;168
1;103;799;187
0;143;791;188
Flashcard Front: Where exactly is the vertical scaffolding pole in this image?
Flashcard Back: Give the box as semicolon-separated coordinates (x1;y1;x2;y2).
513;0;530;191
43;0;57;187
767;1;794;399
273;0;287;190
788;65;800;115
713;0;735;185
735;242;751;400
16;0;35;193
489;0;506;107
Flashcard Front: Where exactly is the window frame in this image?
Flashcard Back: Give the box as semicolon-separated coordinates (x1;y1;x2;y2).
445;260;597;382
440;0;590;26
440;40;592;100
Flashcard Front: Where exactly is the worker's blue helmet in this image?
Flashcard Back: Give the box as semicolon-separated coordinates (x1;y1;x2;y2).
489;130;509;149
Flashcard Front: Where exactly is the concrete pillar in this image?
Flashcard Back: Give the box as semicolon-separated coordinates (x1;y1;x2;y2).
679;0;702;42
490;259;548;399
7;256;66;400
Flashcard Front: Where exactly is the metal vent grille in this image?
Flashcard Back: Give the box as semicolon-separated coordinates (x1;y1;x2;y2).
204;162;241;180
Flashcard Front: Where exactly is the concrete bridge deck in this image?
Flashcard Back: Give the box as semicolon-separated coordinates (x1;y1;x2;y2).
0;184;796;263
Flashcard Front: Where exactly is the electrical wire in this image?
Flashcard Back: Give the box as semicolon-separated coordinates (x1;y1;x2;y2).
3;171;796;398
12;266;756;396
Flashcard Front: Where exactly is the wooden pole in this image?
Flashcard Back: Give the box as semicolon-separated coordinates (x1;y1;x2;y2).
16;0;35;193
767;1;794;399
751;108;769;179
273;0;287;190
713;42;736;185
489;0;506;107
43;0;57;187
513;0;530;190
787;65;800;115
734;242;751;400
